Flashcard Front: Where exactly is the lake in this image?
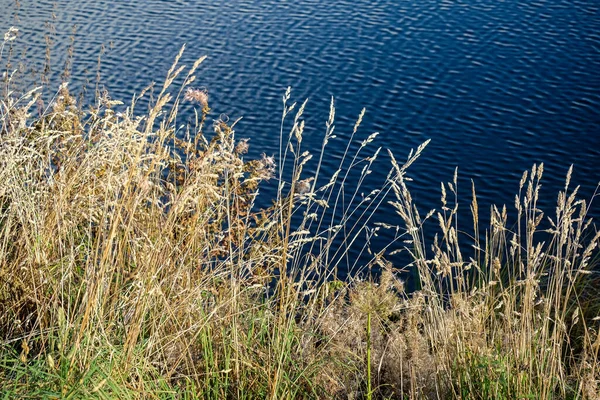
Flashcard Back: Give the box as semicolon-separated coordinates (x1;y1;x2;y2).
2;0;599;277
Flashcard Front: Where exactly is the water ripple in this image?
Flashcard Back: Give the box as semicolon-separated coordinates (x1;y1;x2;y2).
2;0;598;274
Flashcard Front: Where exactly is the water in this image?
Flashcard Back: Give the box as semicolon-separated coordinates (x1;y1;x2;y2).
2;0;599;278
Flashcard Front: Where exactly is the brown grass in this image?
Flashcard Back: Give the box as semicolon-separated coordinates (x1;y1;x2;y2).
1;28;599;399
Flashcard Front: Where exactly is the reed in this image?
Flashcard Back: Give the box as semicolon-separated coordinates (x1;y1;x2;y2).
1;28;599;399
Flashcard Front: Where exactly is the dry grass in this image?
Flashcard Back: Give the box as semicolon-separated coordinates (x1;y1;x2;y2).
1;28;599;399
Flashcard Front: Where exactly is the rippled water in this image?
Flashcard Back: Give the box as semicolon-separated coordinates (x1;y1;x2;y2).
2;0;599;277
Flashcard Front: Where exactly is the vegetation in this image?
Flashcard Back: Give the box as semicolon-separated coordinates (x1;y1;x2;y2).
1;27;599;399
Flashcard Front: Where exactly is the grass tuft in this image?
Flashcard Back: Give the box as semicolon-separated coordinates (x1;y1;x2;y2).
1;28;599;399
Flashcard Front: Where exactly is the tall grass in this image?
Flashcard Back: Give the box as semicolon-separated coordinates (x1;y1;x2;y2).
1;28;599;399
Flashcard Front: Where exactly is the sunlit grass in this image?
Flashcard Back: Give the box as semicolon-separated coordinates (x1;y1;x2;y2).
1;27;599;399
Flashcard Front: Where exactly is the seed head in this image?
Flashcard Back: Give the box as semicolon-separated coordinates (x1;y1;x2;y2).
295;178;313;195
4;27;18;42
257;153;276;180
184;87;209;108
234;138;250;155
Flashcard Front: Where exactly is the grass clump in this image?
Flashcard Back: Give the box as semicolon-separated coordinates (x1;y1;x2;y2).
1;28;599;399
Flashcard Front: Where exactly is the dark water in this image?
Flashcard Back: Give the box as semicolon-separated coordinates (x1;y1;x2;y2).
2;0;599;277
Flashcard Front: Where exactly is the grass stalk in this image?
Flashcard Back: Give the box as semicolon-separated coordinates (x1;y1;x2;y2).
0;28;599;399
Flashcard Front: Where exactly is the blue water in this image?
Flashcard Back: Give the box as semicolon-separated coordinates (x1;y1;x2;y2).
2;0;599;277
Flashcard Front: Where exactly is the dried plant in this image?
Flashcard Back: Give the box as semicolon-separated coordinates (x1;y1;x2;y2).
0;27;598;400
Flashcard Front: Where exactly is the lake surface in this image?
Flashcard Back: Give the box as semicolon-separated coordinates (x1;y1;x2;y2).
2;0;599;278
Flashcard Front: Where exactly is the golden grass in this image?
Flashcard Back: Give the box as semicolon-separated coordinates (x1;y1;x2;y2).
1;28;599;399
